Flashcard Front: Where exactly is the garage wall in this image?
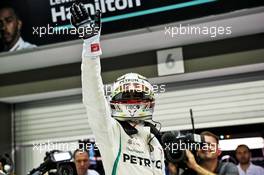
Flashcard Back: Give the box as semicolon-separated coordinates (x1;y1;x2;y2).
154;72;264;130
14;71;264;174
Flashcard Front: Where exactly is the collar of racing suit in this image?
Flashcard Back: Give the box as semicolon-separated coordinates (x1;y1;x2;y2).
117;120;138;135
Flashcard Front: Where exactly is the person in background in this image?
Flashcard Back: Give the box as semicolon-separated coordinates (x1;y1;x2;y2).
0;162;5;175
0;4;36;52
235;144;264;175
73;149;100;175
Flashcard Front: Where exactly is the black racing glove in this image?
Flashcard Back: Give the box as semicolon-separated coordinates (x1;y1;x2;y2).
70;3;101;39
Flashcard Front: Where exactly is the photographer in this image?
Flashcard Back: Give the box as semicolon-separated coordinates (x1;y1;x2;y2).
183;131;238;175
73;149;99;175
0;154;13;175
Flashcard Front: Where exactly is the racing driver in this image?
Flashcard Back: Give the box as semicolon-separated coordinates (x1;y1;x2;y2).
70;2;165;175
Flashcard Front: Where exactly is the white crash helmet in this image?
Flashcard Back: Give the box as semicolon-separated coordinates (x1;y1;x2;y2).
110;73;155;121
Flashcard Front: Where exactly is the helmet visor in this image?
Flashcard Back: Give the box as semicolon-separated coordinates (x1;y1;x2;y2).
111;91;153;102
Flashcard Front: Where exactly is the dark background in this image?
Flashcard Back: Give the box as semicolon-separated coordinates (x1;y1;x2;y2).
0;0;264;46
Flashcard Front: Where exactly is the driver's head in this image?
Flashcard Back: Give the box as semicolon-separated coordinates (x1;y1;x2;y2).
197;131;221;161
0;5;22;47
110;73;155;122
73;149;90;175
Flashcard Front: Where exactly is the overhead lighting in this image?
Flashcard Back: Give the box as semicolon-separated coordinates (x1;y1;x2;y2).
219;137;264;151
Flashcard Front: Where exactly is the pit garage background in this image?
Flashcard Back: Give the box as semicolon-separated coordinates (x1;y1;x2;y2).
0;1;264;174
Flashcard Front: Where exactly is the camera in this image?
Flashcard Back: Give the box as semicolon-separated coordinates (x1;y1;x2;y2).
28;150;77;175
160;109;210;168
161;131;206;167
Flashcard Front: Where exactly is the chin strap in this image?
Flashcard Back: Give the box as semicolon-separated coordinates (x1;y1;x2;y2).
116;120;138;135
116;120;162;142
144;121;162;143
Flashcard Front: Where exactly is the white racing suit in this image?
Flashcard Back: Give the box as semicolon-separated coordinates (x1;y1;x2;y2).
81;38;165;175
